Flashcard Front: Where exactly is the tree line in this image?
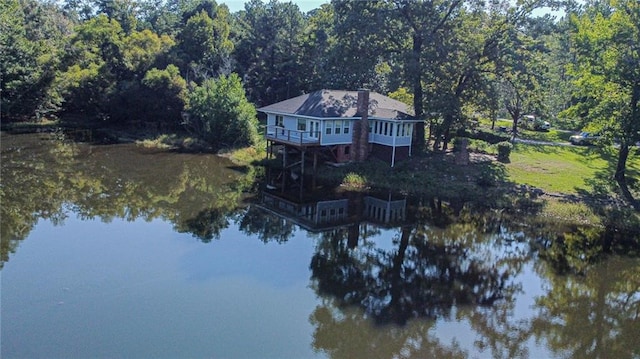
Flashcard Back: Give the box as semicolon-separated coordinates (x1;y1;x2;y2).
1;0;638;179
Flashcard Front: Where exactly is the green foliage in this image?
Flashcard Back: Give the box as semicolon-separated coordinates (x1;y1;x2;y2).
185;73;258;149
496;141;512;162
122;29;174;75
387;88;414;108
57;14;124;117
341;172;368;190
461;128;510;144
177;4;233;81
97;0;138;34
1;0;69;120
564;0;640;205
233;0;305;105
140;64;187;127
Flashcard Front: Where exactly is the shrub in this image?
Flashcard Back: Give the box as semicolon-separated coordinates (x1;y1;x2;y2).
341;172;368;189
184;73;259;150
459;128;510;144
496;141;513;162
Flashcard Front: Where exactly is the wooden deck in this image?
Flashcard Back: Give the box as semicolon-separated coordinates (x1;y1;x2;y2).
265;125;321;147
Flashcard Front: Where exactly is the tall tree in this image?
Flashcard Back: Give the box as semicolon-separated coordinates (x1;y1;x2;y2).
233;0;305;106
56;14;124;118
497;31;546;139
566;0;640;209
97;0;138;33
298;4;336;91
1;0;70;120
390;0;465;152
177;3;233;82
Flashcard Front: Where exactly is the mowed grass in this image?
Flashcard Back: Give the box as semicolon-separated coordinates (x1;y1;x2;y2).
518;128;574;143
506;143;640;195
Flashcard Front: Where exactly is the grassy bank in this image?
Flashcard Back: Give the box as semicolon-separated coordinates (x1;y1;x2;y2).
510;144;639;195
302;141;640;226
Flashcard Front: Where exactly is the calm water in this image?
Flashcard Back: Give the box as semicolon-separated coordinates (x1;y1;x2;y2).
2;131;639;359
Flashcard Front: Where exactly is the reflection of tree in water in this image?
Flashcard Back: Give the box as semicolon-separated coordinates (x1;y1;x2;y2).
1;132;258;266
310;222;514;326
179;208;230;242
1;132;78;267
531;256;640;359
309;218;543;358
237;205;295;243
310;297;467;359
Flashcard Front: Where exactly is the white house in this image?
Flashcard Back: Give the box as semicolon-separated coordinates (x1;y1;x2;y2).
258;89;420;167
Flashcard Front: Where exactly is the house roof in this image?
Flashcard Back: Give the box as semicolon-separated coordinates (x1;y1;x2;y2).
257;89;416;120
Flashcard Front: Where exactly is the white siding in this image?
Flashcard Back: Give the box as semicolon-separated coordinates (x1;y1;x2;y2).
266;114;414;148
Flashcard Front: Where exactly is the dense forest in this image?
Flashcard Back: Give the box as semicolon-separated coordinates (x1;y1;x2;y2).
1;0;638;169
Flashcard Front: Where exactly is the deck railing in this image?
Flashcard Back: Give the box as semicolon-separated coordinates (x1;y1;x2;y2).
265;125;321;146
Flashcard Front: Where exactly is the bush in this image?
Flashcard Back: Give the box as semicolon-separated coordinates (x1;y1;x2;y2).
341;172;368;190
459;128;510;144
496;141;513;162
184;73;259;150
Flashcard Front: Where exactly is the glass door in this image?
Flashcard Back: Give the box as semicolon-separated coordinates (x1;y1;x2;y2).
308;120;320;139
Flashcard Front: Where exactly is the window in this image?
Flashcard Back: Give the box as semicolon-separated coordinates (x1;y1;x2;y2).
326;121;333;135
275;115;284;127
297;119;306;131
344;146;350;155
384;122;389;136
335;120;342;134
343;121;350;134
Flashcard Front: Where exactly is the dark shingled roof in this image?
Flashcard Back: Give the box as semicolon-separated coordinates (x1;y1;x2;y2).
258;89;416;120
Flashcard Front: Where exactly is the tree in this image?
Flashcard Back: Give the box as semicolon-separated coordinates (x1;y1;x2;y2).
121;29;174;77
565;0;640;209
184;73;258;149
177;5;233;81
297;4;336;91
391;0;467;151
56;14;124;118
326;0;466;151
506;19;549;137
1;0;70;120
97;0;138;34
233;0;305;105
137;64;187;128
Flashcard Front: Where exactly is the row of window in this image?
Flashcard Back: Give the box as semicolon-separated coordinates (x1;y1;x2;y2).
273;116;412;137
370;121;413;137
325;120;350;135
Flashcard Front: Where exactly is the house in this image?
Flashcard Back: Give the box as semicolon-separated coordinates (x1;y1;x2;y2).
258;89;420;167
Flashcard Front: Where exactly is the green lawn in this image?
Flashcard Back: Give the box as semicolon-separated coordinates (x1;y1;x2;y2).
476;117;579;143
506;143;640;195
517;128;574;143
477;118;513;129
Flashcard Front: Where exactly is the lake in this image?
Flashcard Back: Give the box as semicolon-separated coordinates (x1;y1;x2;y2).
2;131;639;358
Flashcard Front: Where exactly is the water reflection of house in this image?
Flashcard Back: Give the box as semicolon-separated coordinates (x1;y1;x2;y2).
258;190;408;232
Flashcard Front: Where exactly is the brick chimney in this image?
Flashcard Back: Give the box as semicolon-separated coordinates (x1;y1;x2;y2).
351;89;370;162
